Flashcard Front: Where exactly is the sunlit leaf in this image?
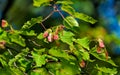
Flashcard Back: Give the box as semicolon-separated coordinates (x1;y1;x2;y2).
0;55;7;67
60;58;80;75
56;1;73;5
22;16;42;30
48;47;70;60
63;16;79;28
95;65;117;74
75;37;90;50
90;47;117;67
31;51;46;67
82;51;90;60
9;34;26;47
60;31;74;46
33;0;50;7
8;48;29;66
37;33;44;39
61;5;97;24
20;30;37;36
46;62;62;74
30;68;49;75
46;55;58;61
0;28;10;43
74;12;97;24
10;67;24;75
61;4;75;15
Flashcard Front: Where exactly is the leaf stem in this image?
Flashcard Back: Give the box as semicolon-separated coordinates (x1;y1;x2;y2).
40;23;47;30
40;11;54;30
42;11;54;22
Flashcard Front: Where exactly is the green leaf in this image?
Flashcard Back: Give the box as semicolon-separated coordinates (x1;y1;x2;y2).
82;51;90;60
33;48;45;55
20;30;37;36
31;51;46;67
37;33;44;39
22;16;42;30
33;0;50;7
0;28;10;43
0;55;8;67
9;34;26;47
0;68;13;75
10;67;24;75
30;68;49;75
60;59;80;75
75;37;90;50
56;1;73;5
61;5;76;15
8;48;29;66
61;5;97;24
95;65;117;74
48;47;70;60
46;55;58;61
74;12;97;24
46;62;62;74
90;47;117;67
63;16;79;28
60;31;74;46
18;58;30;68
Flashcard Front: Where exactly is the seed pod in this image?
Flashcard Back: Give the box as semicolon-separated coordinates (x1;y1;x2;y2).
43;31;49;38
48;33;53;42
105;51;108;60
58;25;65;31
80;60;85;68
97;47;102;53
1;20;8;28
98;38;105;48
0;40;6;49
53;34;59;40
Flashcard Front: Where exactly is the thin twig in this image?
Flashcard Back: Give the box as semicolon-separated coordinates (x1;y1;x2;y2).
40;23;47;30
42;11;54;22
57;10;72;27
7;49;26;75
7;49;13;55
57;10;66;20
39;10;54;30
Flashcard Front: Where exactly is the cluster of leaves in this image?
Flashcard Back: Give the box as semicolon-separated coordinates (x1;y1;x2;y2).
0;0;118;75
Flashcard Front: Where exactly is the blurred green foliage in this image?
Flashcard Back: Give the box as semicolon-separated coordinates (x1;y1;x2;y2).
1;0;120;75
